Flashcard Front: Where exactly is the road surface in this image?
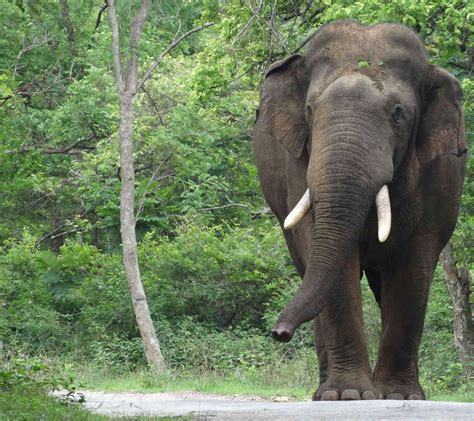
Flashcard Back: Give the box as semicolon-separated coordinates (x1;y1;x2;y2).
76;391;473;420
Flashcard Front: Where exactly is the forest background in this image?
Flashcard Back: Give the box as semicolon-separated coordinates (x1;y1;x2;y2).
0;0;472;415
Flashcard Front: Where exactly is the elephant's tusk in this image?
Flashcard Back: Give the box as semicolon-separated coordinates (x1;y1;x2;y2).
375;185;391;243
284;189;311;229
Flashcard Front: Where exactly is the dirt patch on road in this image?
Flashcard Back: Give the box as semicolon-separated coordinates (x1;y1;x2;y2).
79;390;294;402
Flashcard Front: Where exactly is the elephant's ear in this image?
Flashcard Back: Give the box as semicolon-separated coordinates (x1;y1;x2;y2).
254;54;309;159
417;65;467;162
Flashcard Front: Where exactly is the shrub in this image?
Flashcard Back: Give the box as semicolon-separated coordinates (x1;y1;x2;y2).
0;234;67;352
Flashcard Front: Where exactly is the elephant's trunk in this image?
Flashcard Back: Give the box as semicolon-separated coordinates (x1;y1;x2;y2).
272;78;393;342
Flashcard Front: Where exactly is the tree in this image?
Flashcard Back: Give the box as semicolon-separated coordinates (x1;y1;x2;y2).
107;0;213;371
440;243;474;381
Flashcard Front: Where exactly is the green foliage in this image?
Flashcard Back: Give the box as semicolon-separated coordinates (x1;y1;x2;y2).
0;391;101;421
139;223;292;328
0;352;82;398
0;351;89;420
0;232;66;350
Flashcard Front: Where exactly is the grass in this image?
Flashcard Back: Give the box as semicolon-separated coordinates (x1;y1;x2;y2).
428;391;474;403
0;390;107;421
73;366;473;403
0;389;191;420
75;367;312;400
69;346;320;401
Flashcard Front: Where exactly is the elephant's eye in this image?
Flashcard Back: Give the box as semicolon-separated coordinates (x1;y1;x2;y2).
391;104;404;124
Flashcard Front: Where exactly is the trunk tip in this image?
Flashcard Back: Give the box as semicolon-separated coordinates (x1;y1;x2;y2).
272;322;295;343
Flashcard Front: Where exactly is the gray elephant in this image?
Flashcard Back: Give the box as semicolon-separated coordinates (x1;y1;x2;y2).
252;21;467;400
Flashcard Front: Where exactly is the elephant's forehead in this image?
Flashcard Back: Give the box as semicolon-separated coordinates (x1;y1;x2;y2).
306;21;428;77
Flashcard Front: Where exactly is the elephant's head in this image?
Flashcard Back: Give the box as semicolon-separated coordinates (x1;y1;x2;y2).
255;22;466;342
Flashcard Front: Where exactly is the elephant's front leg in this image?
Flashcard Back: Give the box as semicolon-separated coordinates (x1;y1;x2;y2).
313;252;380;401
314;316;328;385
373;236;437;400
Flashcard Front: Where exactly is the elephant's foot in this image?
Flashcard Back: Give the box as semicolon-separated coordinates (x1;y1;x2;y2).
373;374;425;400
312;372;381;401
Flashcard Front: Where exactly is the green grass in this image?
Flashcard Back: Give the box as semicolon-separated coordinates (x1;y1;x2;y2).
73;367;473;403
428;390;474;403
0;390;106;420
75;367;312;400
70;347;319;401
0;389;191;420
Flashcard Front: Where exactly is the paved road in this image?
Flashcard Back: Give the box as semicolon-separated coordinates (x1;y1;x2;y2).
79;391;474;420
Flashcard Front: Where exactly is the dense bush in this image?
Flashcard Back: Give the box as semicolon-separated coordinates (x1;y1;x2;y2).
0;233;68;350
0;222;297;355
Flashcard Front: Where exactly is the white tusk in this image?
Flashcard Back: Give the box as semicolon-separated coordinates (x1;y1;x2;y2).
375;185;391;243
284;189;311;230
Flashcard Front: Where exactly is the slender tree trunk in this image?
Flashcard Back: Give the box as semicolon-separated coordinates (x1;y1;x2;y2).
440;243;474;381
108;0;164;371
119;94;165;371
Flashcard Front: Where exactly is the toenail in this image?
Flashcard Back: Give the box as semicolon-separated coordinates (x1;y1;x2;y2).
321;390;339;401
362;391;377;400
341;389;361;400
407;393;423;400
387;393;404;400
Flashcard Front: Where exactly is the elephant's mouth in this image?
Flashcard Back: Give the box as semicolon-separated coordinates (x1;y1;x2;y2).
284;185;392;243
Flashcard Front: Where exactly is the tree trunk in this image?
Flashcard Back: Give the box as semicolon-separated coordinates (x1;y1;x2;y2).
439;243;473;380
118;94;165;371
59;0;76;57
108;0;164;372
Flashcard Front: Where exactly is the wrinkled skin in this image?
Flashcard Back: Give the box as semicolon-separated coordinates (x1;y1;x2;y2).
253;21;467;401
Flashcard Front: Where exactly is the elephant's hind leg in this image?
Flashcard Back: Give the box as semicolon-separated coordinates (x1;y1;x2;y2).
312;252;380;401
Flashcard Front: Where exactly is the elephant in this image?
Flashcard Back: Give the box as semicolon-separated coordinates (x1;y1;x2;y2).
252;21;467;401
